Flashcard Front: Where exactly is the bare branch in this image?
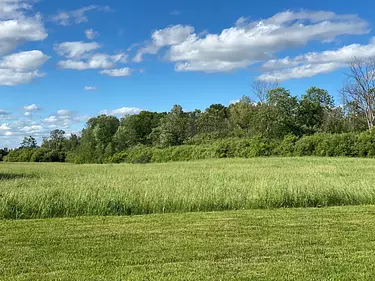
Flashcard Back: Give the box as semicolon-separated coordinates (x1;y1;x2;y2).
341;57;375;129
251;80;279;103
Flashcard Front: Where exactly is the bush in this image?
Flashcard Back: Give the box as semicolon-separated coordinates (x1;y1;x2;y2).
4;148;35;162
274;135;299;156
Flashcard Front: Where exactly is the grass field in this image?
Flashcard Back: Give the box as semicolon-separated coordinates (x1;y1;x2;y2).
2;157;375;219
2;158;375;280
2;206;375;280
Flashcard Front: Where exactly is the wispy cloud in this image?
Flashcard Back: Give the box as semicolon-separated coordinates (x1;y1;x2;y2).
50;5;112;26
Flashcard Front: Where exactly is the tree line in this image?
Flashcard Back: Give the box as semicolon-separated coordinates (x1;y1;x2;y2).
3;58;375;163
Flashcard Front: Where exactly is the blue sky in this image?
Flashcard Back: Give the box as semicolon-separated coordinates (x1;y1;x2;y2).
0;0;375;147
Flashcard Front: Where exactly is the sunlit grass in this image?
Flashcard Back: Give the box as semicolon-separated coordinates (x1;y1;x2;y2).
1;157;375;219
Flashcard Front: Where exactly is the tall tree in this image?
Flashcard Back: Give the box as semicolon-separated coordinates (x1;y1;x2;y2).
298;87;334;134
229;96;257;135
151;105;189;147
42;129;66;151
20;136;37;148
264;88;300;138
197;104;229;137
113;111;165;151
251;80;279;104
340;57;375;130
78;115;120;163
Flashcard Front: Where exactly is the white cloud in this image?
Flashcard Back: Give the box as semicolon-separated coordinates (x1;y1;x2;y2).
0;0;32;19
56;110;72;116
134;25;195;62
55;41;128;71
58;53;127;70
0;69;44;86
0;109;10;116
43;116;58;123
24;112;31;117
54;41;101;59
135;10;369;73
0;0;47;56
0;1;48;85
259;63;340;82
229;99;240;105
0;123;10;130
50;5;111;26
85;29;99;40
21;125;43;133
0;15;47;55
84;86;97;91
100;67;132;77
3;131;12;136
23;104;40;111
0;50;49;70
100;107;142;116
259;37;375;81
0;50;49;86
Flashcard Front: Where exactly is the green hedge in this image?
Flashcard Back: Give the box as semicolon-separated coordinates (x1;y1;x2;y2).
104;131;375;164
7;131;375;164
4;148;66;162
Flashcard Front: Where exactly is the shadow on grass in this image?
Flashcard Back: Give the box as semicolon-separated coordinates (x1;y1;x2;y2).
0;173;35;180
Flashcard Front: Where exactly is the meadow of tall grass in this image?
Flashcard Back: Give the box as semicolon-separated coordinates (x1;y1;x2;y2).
1;157;375;219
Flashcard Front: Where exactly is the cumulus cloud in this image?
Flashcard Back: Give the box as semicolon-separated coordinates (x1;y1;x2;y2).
0;1;48;85
54;41;101;59
50;5;112;26
58;53;127;70
56;110;72;117
0;123;10;130
0;0;32;19
85;29;99;40
0;15;47;56
21;125;43;133
55;41;128;71
0;112;89;148
23;104;40;111
258;37;375;81
0;69;44;85
100;107;142;116
0;50;49;85
84;86;97;91
134;25;195;62
0;50;49;70
100;67;132;77
134;10;369;73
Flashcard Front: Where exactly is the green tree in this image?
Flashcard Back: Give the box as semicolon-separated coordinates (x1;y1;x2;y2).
113;111;165;151
74;115;120;163
152;105;189;147
229;96;257;136
20;136;37;148
298;87;334;134
263;88;300;138
197;104;229;137
42;129;67;151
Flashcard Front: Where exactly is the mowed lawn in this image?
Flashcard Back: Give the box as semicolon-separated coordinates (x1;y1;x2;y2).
1;206;375;280
2;157;375;219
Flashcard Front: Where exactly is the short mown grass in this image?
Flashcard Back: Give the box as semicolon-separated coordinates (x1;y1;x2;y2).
2;206;375;280
1;157;375;219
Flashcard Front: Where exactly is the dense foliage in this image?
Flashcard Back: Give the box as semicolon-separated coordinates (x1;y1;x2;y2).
2;86;373;163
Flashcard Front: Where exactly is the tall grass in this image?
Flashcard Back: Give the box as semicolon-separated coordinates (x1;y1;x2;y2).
1;157;375;219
